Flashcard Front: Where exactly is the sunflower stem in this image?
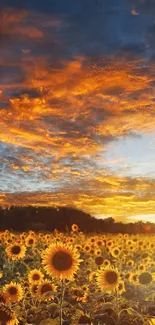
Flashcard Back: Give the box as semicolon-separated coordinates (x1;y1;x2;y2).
59;279;64;325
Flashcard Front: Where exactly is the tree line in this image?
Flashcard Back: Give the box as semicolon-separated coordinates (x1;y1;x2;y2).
0;206;154;234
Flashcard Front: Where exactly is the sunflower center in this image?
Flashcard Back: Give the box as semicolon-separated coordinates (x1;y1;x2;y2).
97;241;102;246
31;284;38;294
105;270;118;284
28;239;34;245
95;256;103;266
138;272;152;285
74;289;83;297
8;287;17;295
32;274;40;280
52;251;73;271
107;241;112;247
41;283;53;294
0;309;12;322
114;249;119;255
11;245;21;254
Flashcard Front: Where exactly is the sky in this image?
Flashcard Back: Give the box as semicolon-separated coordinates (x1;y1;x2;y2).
0;0;155;222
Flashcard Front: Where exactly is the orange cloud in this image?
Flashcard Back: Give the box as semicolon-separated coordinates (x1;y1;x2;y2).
1;32;155;221
0;175;155;222
131;9;139;15
0;8;44;39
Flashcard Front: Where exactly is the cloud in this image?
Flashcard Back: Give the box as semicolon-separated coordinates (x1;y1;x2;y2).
0;56;155;157
0;8;44;43
0;56;155;212
0;175;155;221
129;0;155;12
0;2;155;221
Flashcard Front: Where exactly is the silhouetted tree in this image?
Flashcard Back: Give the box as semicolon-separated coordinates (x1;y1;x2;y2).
0;206;154;234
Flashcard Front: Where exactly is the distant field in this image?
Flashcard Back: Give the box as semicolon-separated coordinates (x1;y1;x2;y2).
0;225;155;325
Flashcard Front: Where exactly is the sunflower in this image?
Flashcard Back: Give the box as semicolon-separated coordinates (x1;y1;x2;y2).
103;259;111;267
96;240;103;247
90;237;95;243
126;239;134;246
126;259;134;267
5;244;26;260
83;258;92;268
38;233;44;239
97;267;119;292
142;252;150;259
121;256;126;264
70;286;88;303
69;238;74;244
37;280;56;298
130;272;139;285
25;235;35;247
95;249;101;256
20;232;26;240
77;314;92;324
138;271;153;286
143;243;148;249
3;282;23;303
84;245;90;253
95;256;104;266
4;230;9;237
132;236;138;243
110;247;121;258
45;234;50;241
149;242;155;249
89;249;95;255
0;303;18;325
144;257;151;265
89;272;96;281
137;264;146;272
138;240;144;248
129;245;136;252
124;272;132;282
42;243;82;280
29;284;39;296
117;280;126;295
71;224;79;232
149;262;155;268
106;240;114;248
75;245;82;251
6;238;13;245
28;269;44;283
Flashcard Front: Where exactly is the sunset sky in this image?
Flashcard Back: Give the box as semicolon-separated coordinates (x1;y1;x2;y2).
0;0;155;222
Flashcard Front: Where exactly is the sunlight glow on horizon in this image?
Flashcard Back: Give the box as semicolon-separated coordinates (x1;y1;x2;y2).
95;214;155;223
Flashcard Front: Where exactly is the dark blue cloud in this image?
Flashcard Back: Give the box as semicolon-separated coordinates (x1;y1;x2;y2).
1;0;154;59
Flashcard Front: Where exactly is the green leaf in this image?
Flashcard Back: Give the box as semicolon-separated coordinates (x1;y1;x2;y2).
97;302;113;310
39;318;59;325
127;308;134;315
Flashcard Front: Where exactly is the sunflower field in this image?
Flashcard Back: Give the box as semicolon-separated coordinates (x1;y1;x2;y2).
0;224;155;325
